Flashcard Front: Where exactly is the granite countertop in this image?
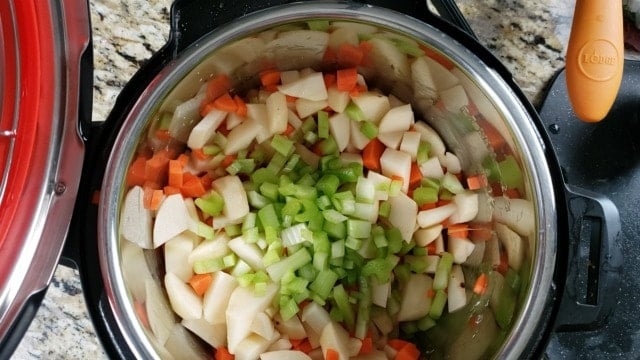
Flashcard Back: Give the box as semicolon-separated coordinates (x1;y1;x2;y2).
12;0;577;358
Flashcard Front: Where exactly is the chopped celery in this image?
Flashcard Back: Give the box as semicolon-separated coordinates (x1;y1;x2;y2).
258;203;281;230
248;190;270;209
433;252;454;290
195;190;225;217
333;284;355;330
294;199;320;223
378;201;391;218
323;219;346;239
322;209;348;223
441;172;464;194
251;167;277;186
316;137;338;156
347;219;371;239
266;248;312;282
304;131;318;145
412;186;438;206
417;315;437;331
260;182;280;201
282;198;302;217
317;174;340;196
429;289;447;319
202;144;221;156
271;134;295;156
331;240;346;259
417;141;431;164
372;226;388;248
307;19;330;31
355;276;372;339
386;227;404;254
345;237;363;251
498;155;524;192
345;102;366;122
279;296;299;321
310;269;339;299
193;257;225;274
224;224;242;237
283;153;300;173
267;152;289;174
360;255;400;283
356;177;376;204
318;111;330;139
316;195;332;210
360;121;378;140
265;225;280;245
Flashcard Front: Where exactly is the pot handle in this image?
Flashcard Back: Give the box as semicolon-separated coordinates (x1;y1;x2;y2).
553;184;623;331
168;0;477;54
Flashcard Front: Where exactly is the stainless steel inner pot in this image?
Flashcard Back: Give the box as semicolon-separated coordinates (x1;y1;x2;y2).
98;2;557;359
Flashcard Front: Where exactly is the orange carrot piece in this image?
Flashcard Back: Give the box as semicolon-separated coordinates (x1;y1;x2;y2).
214;92;238;113
394;342;420;360
177;153;189;166
214;347;234;360
163;185;182;195
426;241;437;255
473;273;489;295
283;123;296;137
358;41;373;65
478;118;506;151
495;251;509;275
285;95;297;103
200;101;217;117
207;74;232;101
326;349;340;360
409;162;423;190
505;188;521;199
336;67;358;92
388;339;411;351
155;129;171;142
143;187;163;210
323;72;336;88
200;173;214;190
181;177;207;198
322;47;337;66
145;153;170;185
362;138;385;172
233;95;247;117
188;273;213;296
337;43;364;68
221;154;237;168
425;288;436;298
466;173;488;190
126;156;148;187
420;44;455;70
168;159;184;188
192;148;209;161
447;223;469;239
260;68;281;87
469;222;493;241
359;335;374;355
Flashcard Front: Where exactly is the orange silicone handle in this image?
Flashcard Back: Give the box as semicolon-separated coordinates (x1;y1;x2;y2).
565;0;624;122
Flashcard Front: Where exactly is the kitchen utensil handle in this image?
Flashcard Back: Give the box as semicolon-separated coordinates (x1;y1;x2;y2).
168;0;477;54
565;0;624;122
554;184;623;331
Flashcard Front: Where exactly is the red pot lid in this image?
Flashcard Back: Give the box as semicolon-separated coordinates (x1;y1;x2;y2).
0;0;90;343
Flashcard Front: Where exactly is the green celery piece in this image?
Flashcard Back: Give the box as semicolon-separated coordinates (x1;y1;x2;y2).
260;182;280;202
433;252;454;290
326;162;363;183
267;152;289;174
194;190;224;216
308;213;324;232
266;248;312;282
279;296;300;321
193;257;225;274
248;190;270;209
317;174;340;196
157;112;172;130
417;315;437;331
332;284;355;331
331;239;345;259
345;237;363;251
498;155;524;193
313;251;329;271
355;276;372;339
271;134;295;156
417;141;431;164
505;268;522;291
347;219;371;239
304;131;318;145
318;111;330;139
258;203;281;230
242;212;257;230
345;101;366;122
316;136;339;156
224;224;242;237
323;219;346;240
483;155;500;182
378;201;391;218
428;289;447;319
360;255;399;284
202;144;221;156
307;19;330;31
421;177;440;190
386;227;403;254
393;263;411;284
251;167;277;187
316;195;332;210
359;121;378;140
441;172;464;194
301;116;317;133
298;263;318;283
372;225;388;248
401;322;419;334
322;209;348;223
294;199;319;223
413;186;438;206
283;153;300;173
309;269;339;299
392;38;424;57
281;198;302;217
297;173;317;187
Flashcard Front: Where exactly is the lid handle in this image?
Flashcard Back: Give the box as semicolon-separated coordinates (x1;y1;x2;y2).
565;0;624;122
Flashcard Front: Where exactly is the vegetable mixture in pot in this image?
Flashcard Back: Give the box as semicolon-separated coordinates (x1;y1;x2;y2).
118;20;535;360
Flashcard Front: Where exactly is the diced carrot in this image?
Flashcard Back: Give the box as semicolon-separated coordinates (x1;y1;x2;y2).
283;123;296;137
447;223;469;239
200;100;217;117
420;44;455;70
188;273;213;296
163;185;181;195
145;153;170;185
323;73;336;89
285;95;297;103
206;74;232;101
133;300;149;329
362;138;386;172
217;120;231;136
126;156;148;187
91;190;101;205
469;222;493;241
426;241;437;255
436;199;451;207
214;92;238;113
409;163;423;190
322;47;337;66
221;154;237;168
336;67;358;92
214;347;234;360
143;187;164;210
349;83;367;98
395;342;420;360
263;83;279;92
477;118;506;151
200;173;214;190
260;68;281;87
425;289;436;298
495;251;509;275
177;153;189;166
388;339;411;351
466;173;488;190
155;129;171;142
292;338;313;354
473;273;489;295
181;176;207;198
337;43;364;68
358;41;373;66
168;159;184;188
325;348;340;360
234;95;247;117
505;188;521;199
143;180;161;190
359;335;374;355
192;148;209;161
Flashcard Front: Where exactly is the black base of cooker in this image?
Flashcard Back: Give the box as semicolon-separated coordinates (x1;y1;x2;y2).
538;59;640;359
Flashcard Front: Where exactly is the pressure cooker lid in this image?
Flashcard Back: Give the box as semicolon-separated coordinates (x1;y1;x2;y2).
0;0;90;353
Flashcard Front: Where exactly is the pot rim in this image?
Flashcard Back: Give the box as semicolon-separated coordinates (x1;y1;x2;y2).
98;2;557;358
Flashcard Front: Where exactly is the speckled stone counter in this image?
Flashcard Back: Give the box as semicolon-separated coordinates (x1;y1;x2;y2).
13;0;577;358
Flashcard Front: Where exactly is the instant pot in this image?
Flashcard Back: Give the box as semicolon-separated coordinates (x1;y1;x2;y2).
0;0;628;359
